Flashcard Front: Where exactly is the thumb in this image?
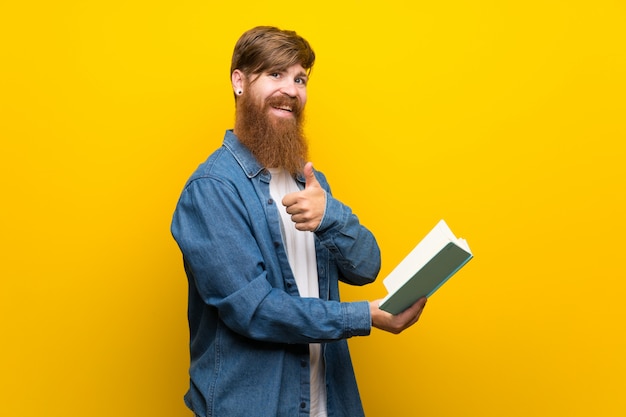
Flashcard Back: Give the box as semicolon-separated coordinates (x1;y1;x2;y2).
303;162;319;188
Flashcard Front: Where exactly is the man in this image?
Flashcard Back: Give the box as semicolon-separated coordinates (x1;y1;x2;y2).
171;26;427;417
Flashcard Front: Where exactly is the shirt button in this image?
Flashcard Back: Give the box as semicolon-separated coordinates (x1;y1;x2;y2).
268;198;274;205
300;402;306;409
301;360;307;368
273;241;280;248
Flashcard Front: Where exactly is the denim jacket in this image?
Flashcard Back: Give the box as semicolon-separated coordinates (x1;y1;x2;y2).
171;130;381;417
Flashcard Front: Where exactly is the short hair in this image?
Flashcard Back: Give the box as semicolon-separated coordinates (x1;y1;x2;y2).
230;26;315;78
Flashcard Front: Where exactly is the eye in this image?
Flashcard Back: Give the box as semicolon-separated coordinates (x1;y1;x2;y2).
269;72;280;79
295;77;307;85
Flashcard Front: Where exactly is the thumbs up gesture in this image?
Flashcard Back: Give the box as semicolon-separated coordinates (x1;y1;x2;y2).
282;162;326;231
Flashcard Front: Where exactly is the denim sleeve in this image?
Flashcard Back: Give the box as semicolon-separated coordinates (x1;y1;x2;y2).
171;177;372;343
313;179;382;286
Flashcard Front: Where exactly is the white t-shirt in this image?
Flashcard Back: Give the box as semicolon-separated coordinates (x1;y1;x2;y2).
268;168;327;417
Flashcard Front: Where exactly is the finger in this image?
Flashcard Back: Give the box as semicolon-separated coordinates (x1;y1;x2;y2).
303;162;319;189
282;192;297;208
284;203;300;215
399;297;427;321
416;297;428;309
409;298;427;322
290;212;306;223
294;220;316;232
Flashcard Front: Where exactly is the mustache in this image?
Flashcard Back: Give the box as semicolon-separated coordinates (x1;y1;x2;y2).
265;95;302;117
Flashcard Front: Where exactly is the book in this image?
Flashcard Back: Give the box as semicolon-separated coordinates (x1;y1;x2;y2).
379;220;473;314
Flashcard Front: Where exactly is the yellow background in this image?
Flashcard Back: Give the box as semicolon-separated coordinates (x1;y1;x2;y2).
1;1;625;416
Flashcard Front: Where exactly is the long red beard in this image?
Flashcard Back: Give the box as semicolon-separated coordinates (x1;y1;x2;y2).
234;93;308;176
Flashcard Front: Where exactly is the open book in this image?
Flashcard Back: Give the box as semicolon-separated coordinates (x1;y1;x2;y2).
379;220;473;314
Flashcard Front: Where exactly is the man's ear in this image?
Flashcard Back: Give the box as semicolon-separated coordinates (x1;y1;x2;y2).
232;69;244;95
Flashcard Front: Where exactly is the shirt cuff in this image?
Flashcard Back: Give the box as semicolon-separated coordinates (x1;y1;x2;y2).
343;301;372;337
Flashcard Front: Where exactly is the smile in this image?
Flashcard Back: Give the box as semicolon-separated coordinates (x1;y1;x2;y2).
272;105;293;112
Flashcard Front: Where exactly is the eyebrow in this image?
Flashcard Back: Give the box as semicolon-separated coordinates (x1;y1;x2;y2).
266;67;308;78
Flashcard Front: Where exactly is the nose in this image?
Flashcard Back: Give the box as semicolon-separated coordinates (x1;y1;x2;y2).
279;80;298;98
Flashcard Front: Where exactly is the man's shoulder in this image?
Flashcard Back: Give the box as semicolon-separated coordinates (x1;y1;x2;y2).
187;144;238;183
184;131;261;186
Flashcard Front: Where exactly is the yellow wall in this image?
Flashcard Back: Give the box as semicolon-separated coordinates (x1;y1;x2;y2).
1;1;624;416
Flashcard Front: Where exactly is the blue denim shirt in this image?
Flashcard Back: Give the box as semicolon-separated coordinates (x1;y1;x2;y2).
171;130;381;417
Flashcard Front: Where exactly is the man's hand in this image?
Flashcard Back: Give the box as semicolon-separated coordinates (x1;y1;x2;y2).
282;162;326;231
370;297;427;334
